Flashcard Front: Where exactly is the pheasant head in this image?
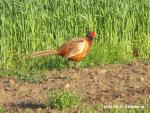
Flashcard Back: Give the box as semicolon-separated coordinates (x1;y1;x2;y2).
86;31;96;39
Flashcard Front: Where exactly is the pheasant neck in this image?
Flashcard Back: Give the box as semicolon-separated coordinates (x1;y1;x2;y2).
86;38;93;46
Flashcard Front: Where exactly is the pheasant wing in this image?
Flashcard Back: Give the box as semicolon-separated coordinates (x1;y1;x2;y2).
64;39;87;58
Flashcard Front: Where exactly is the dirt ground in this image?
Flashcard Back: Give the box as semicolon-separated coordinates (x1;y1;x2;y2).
0;62;150;112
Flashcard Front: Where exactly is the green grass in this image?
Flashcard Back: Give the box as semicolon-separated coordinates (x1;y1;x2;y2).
46;90;150;112
0;0;150;73
0;106;5;113
46;90;81;109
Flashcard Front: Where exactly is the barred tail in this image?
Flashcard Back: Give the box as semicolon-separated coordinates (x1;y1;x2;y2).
24;50;58;58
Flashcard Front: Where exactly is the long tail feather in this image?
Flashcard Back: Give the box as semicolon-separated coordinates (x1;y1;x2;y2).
25;50;58;58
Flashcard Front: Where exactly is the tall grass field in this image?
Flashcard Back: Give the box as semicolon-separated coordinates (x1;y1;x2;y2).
1;0;150;72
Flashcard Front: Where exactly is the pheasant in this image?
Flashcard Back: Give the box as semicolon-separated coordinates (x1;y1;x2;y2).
26;31;96;62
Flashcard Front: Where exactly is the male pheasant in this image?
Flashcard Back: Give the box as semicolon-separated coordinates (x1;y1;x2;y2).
26;31;96;62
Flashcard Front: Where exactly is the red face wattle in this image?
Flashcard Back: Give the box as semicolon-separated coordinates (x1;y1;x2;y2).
89;32;96;38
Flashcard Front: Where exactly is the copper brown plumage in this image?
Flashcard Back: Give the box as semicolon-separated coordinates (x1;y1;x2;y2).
26;31;96;61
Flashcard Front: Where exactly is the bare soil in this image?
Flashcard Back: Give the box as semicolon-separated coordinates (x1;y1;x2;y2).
0;62;150;112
